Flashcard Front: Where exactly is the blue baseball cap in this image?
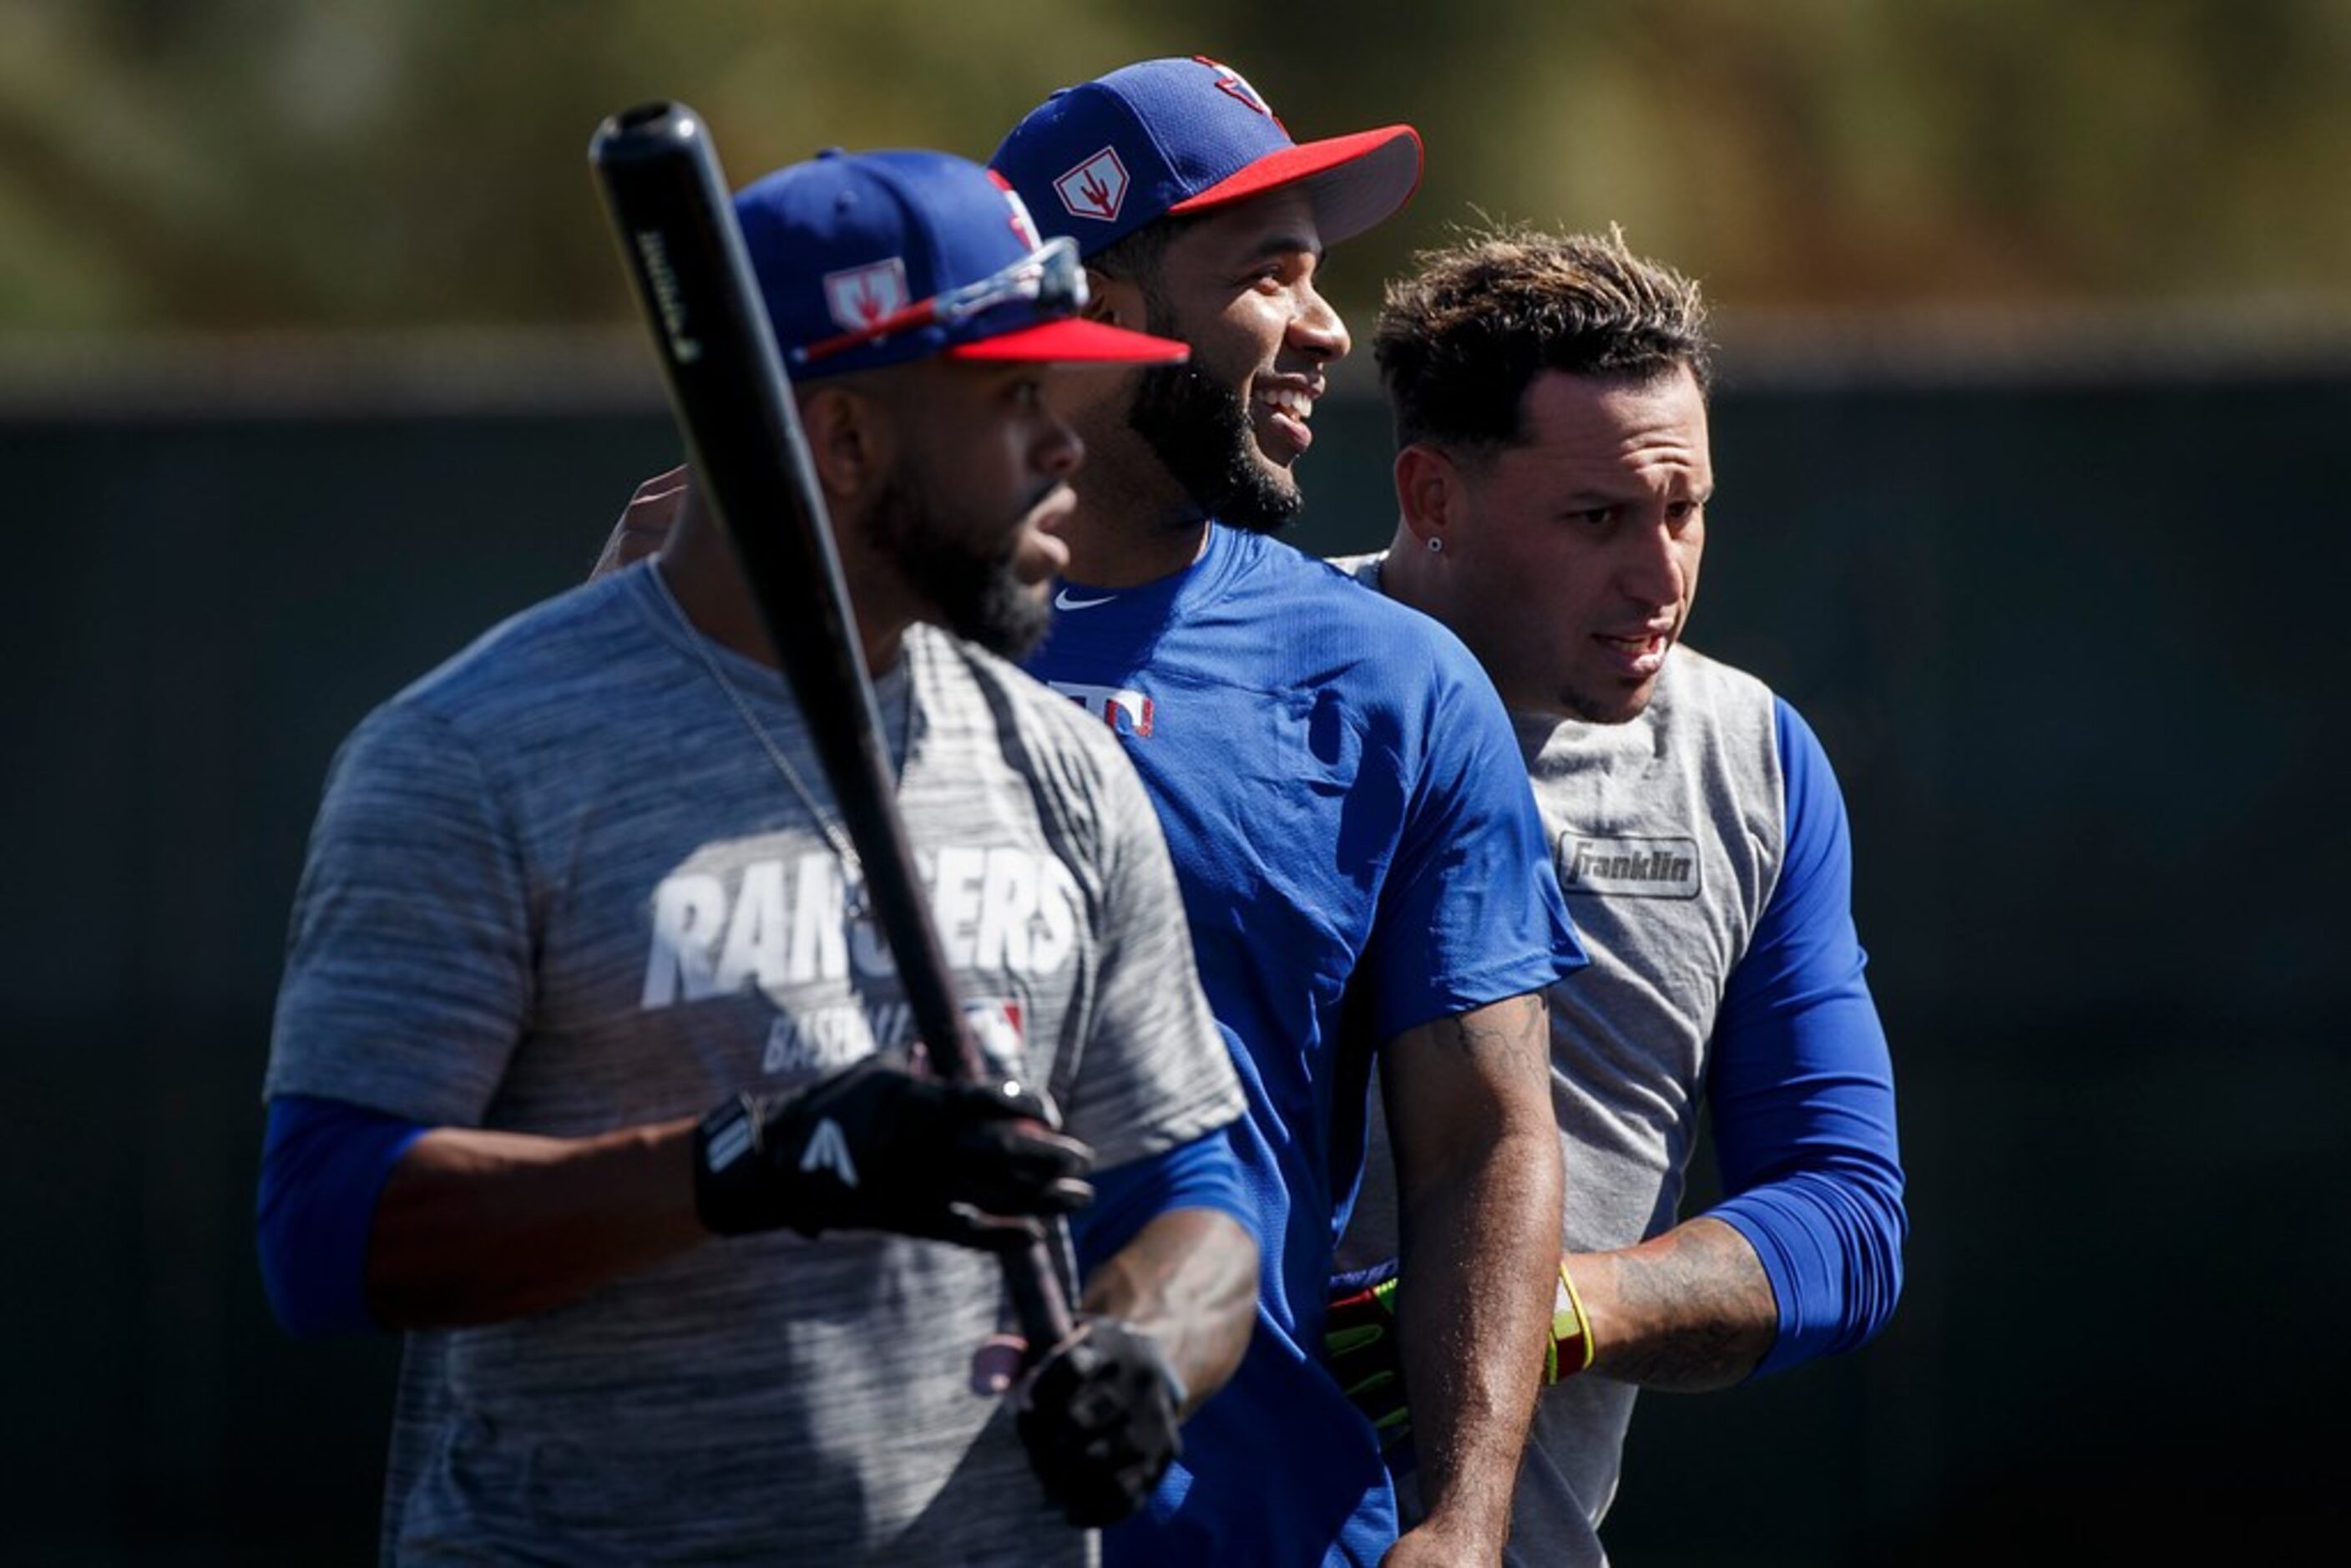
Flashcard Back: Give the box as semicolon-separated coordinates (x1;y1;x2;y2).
989;56;1422;258
734;147;1190;380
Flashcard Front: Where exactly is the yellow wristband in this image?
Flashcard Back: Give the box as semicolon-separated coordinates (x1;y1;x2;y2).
1545;1258;1595;1381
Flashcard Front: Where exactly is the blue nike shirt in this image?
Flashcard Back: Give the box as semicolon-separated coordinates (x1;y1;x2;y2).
1039;525;1583;1566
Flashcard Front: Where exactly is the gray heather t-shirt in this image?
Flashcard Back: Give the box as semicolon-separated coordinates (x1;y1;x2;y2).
1334;558;1785;1568
269;564;1243;1565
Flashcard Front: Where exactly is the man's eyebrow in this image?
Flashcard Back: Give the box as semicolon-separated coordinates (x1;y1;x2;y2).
1554;481;1716;508
1237;229;1323;265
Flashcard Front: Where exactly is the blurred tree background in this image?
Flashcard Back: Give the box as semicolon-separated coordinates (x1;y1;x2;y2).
3;0;2346;339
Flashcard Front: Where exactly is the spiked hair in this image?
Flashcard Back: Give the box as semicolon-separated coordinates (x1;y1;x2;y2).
1375;224;1712;455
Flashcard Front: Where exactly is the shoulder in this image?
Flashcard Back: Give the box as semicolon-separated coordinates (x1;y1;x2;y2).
1648;645;1785;771
312;575;652;827
919;627;1122;760
389;569;661;744
1661;655;1860;898
1661;650;1848;814
1231;536;1494;700
1219;544;1520;786
1765;690;1853;852
1223;531;1401;621
1656;644;1777;725
912;626;1144;814
1322;548;1386;593
314;570;678;831
1249;535;1416;623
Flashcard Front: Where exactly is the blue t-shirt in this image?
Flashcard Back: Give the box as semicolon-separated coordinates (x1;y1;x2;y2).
1033;525;1581;1566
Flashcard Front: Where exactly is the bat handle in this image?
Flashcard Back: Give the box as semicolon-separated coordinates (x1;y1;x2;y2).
1009;1233;1078;1358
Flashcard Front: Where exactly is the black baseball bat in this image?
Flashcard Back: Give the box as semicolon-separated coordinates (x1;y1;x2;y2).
588;100;1074;1361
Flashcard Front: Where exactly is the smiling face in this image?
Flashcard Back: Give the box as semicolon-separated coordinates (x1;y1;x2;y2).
1435;365;1712;724
1112;187;1349;532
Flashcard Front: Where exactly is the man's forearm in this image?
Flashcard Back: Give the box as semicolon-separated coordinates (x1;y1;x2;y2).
1572;1215;1776;1392
1386;994;1562;1560
1398;1125;1560;1550
367;1119;705;1328
1080;1208;1258;1416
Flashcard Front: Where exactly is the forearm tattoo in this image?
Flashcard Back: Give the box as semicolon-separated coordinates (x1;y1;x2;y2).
1587;1217;1776;1392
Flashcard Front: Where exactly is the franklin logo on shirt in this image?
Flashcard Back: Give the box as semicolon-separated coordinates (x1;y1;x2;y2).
1558;832;1701;901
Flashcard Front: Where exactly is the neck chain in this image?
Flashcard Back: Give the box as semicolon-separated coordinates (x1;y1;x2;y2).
648;564;910;913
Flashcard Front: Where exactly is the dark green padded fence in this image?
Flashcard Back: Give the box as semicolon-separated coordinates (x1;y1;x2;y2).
6;360;2343;1561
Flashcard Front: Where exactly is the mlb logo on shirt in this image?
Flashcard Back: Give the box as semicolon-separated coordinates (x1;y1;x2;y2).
962;997;1027;1077
1053;149;1129;222
822;259;910;333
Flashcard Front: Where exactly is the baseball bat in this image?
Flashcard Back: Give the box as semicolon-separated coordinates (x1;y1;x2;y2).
588;100;1074;1362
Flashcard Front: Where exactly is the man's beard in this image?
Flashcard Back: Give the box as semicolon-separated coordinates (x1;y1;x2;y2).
1125;362;1302;535
863;468;1052;660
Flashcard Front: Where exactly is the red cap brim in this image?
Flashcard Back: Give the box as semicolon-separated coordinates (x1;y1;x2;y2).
1167;125;1423;246
947;317;1190;365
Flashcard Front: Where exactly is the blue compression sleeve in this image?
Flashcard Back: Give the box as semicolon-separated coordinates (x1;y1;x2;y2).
1706;700;1908;1377
255;1094;429;1338
1069;1125;1252;1276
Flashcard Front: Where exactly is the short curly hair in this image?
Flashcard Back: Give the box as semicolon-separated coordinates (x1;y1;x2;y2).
1374;225;1712;456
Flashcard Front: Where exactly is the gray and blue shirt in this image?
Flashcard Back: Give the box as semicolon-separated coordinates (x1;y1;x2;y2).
266;564;1244;1564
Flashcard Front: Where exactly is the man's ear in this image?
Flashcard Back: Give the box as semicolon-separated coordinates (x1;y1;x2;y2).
1084;268;1146;330
798;384;887;501
1393;443;1465;549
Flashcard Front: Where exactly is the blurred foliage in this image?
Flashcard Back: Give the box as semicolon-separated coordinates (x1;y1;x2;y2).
2;0;2346;332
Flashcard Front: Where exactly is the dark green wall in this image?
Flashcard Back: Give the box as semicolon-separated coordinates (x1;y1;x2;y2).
8;367;2343;1561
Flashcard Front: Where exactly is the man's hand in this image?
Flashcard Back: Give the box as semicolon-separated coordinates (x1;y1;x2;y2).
1324;1256;1593;1467
1324;1260;1412;1453
1016;1318;1186;1527
693;1055;1094;1243
589;465;689;580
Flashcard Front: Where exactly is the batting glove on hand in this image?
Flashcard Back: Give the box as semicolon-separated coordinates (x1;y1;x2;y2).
1322;1257;1595;1466
692;1055;1094;1243
1016;1318;1186;1528
1322;1260;1412;1455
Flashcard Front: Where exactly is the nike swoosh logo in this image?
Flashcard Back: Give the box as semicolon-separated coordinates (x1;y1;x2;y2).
1054;589;1119;611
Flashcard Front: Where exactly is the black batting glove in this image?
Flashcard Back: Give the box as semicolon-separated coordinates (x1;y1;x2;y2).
693;1055;1094;1243
1016;1318;1186;1528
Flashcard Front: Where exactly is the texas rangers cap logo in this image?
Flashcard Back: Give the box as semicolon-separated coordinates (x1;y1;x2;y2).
822;259;910;333
1054;148;1129;222
1196;56;1275;118
987;169;1045;247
